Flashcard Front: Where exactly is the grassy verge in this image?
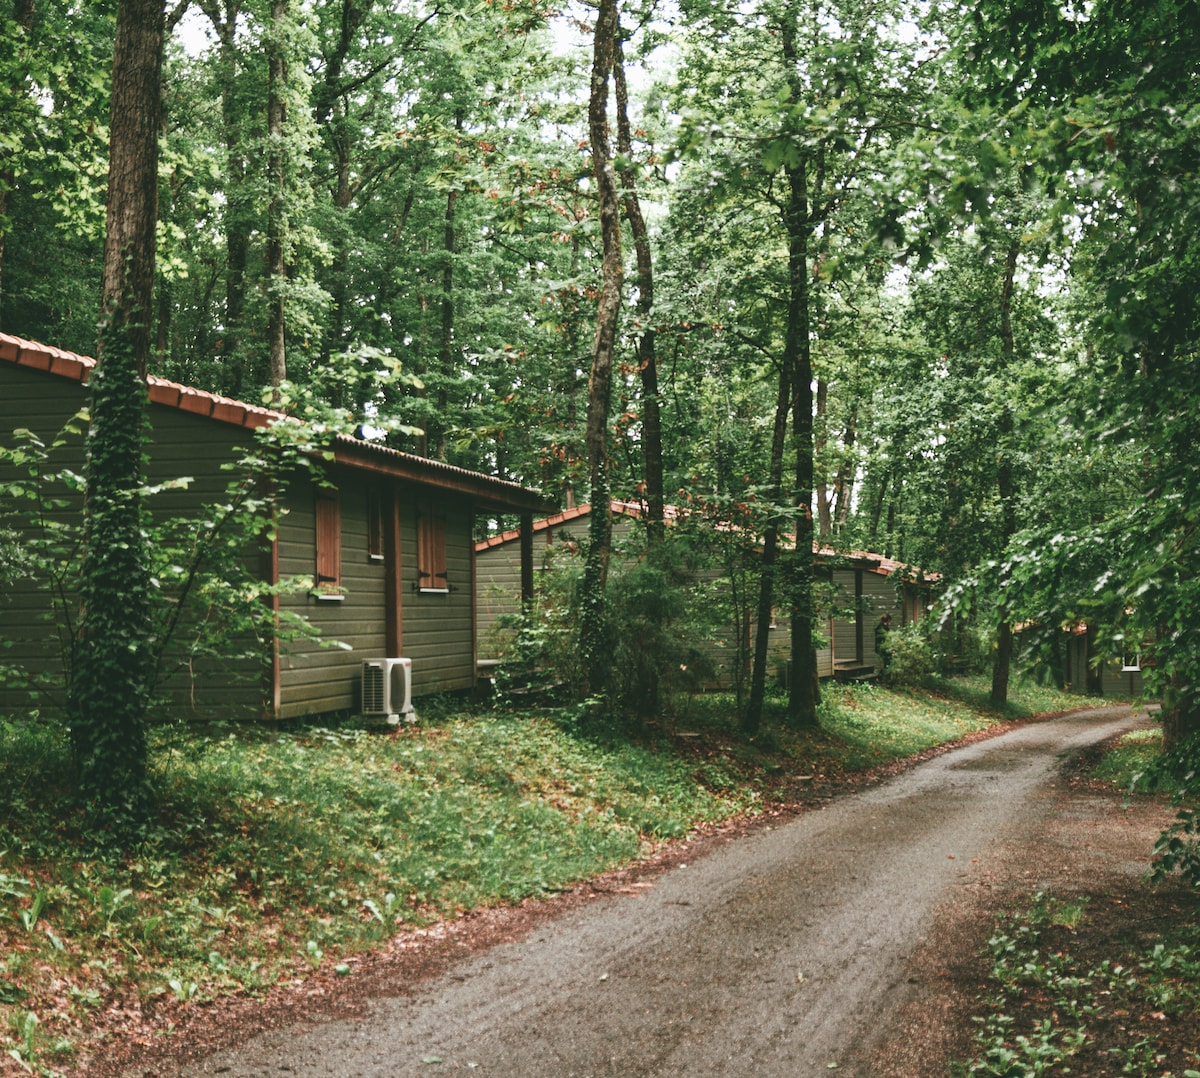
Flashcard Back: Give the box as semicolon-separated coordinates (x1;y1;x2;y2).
0;676;1103;1074
954;726;1200;1078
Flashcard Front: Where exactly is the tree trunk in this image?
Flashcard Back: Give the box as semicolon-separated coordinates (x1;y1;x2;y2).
197;0;249;392
833;402;857;531
815;379;832;541
266;0;288;396
0;0;36;324
613;33;662;716
989;239;1020;708
613;35;663;544
579;0;623;699
433;111;464;461
69;0;165;816
743;372;791;735
1161;671;1199;751
1084;621;1104;695
781;10;818;728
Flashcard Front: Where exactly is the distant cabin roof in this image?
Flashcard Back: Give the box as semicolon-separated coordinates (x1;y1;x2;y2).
0;331;549;513
476;498;938;582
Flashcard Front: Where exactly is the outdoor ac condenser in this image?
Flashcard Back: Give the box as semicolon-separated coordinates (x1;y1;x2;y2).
361;657;414;723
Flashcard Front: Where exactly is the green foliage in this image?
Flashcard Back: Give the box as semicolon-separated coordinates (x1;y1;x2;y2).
66;325;155;817
1137;732;1200;889
1089;729;1170;794
0;408;332;815
955;892;1200;1078
878;622;936;687
0;675;1091;1064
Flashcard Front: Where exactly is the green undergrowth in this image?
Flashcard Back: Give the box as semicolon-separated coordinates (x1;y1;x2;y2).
954;892;1200;1078
0;677;1112;1073
1092;727;1180;794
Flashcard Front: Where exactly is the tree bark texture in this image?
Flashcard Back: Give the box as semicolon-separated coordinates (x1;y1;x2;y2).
743;372;791;735
579;0;623;699
781;9;819;727
990;238;1020;708
266;0;288;395
613;34;664;544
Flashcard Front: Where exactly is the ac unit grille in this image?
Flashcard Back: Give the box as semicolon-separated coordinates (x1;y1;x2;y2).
362;663;387;714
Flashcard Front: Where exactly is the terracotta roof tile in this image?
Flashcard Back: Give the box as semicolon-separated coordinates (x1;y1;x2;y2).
1;329;548;511
478;499;939;583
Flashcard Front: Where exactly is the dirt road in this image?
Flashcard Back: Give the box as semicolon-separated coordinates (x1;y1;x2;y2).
157;706;1150;1078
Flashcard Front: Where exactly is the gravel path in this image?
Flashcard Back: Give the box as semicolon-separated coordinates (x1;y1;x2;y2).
158;706;1148;1078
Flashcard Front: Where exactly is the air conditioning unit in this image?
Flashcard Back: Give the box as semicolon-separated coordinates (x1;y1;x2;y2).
361;657;414;723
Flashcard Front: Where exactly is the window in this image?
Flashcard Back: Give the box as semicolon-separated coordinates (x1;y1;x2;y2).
1121;654;1141;672
417;499;448;592
367;488;384;562
314;487;342;597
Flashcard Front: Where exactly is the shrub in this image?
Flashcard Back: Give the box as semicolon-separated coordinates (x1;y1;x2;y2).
881;622;937;686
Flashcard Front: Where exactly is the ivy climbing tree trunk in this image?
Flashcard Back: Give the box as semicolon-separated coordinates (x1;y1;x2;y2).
579;0;623;700
68;0;165;816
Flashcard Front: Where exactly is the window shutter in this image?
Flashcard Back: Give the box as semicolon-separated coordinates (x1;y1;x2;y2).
315;489;341;588
367;488;384;560
418;501;448;590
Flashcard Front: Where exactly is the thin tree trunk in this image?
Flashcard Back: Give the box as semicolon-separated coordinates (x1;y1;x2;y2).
266;0;288;396
815;379;832;540
579;0;623;700
0;0;36;324
833;402;857;531
197;0;249;392
782;9;818;728
613;35;663;543
743;372;791;735
990;239;1020;708
69;0;165;815
433;111;464;461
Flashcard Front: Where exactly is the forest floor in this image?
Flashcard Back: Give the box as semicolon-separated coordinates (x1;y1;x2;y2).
79;706;1198;1078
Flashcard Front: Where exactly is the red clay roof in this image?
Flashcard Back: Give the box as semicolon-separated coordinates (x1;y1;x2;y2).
0;330;548;512
473;499;683;550
476;497;938;581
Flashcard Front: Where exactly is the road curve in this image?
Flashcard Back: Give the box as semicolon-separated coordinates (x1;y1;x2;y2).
171;706;1143;1078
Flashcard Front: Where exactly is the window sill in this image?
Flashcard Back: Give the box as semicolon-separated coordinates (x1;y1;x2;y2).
312;591;346;602
418;587;450;595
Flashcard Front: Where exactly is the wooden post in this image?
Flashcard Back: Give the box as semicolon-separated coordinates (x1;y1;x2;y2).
520;512;535;614
385;489;404;656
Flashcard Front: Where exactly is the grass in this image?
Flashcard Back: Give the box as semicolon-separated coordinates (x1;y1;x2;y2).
0;676;1111;1074
1091;727;1184;794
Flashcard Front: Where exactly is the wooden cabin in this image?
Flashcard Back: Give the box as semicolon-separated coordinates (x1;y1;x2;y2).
0;332;547;722
1063;624;1147;698
475;501;937;688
